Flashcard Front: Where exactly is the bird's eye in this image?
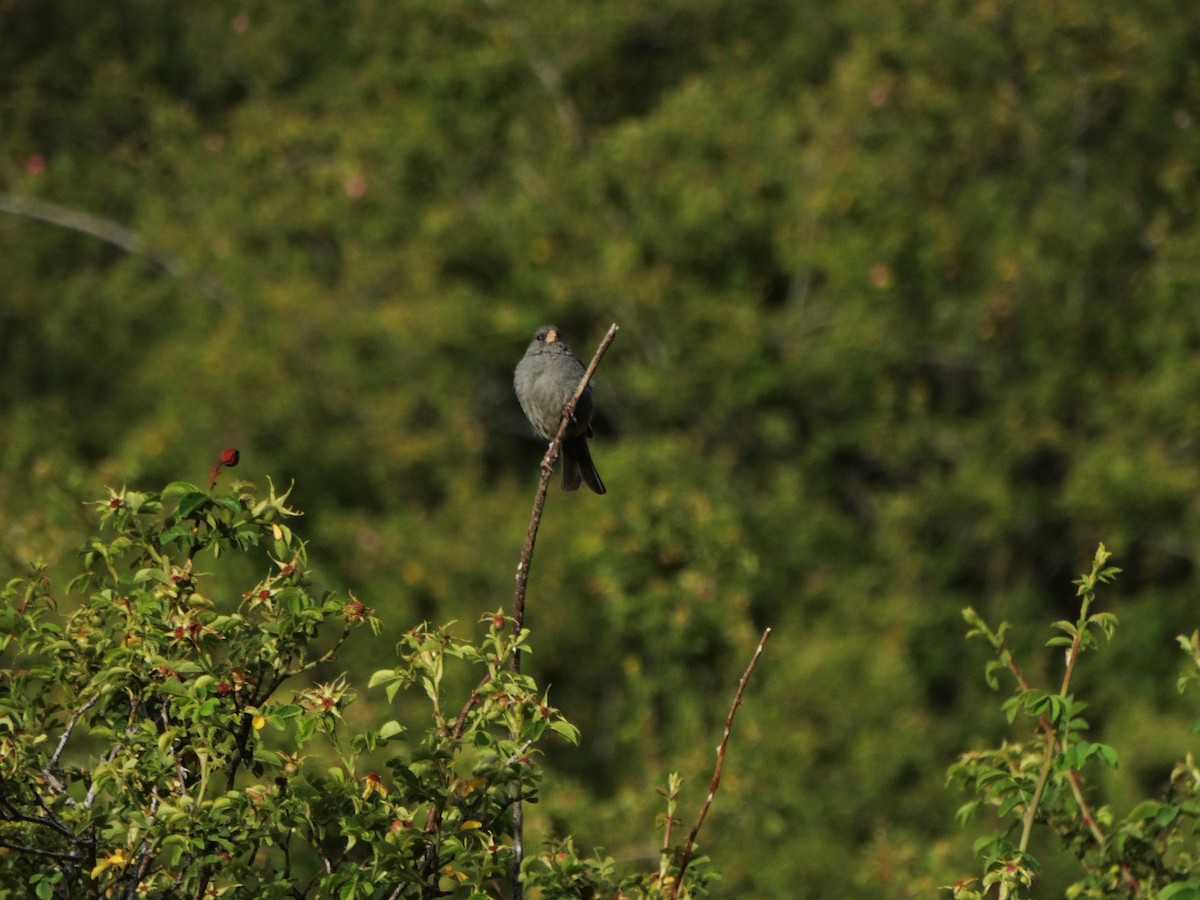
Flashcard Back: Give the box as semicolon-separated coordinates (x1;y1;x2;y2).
537;334;545;341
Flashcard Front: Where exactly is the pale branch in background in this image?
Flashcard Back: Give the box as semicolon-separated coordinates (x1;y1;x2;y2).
0;192;229;305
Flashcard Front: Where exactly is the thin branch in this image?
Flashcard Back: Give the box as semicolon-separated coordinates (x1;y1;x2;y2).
0;837;81;863
450;672;496;743
1065;768;1107;850
479;0;585;150
84;741;127;810
507;322;619;900
997;626;1107;851
45;693;101;776
162;705;191;794
502;739;534;770
1018;624;1086;855
290;624;352;676
668;628;772;899
121;793;162;900
656;775;682;887
29;786;75;837
0;192;230;305
1;807;74;839
0;192;155;259
511;322;619;657
225;670;289;792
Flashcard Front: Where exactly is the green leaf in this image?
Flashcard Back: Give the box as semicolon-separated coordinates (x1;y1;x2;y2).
175;491;210;519
378;719;405;740
162;482;202;499
1128;799;1164;822
549;720;581;745
1157;882;1200;900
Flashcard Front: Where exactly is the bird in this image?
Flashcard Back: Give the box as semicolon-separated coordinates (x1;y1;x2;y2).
514;325;606;494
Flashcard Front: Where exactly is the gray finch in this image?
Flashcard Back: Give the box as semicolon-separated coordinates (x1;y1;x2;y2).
514;325;606;494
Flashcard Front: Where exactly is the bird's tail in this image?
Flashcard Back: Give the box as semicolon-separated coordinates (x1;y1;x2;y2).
562;437;605;495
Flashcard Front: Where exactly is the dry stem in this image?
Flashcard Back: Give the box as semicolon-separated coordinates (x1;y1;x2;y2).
668;627;772;898
508;322;619;900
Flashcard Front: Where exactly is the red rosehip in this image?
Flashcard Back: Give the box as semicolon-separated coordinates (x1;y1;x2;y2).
219;448;240;467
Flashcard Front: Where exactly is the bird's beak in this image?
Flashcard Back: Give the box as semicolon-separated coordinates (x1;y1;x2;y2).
545;328;559;343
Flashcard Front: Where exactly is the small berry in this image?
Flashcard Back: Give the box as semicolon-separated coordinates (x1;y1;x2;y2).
219;448;240;467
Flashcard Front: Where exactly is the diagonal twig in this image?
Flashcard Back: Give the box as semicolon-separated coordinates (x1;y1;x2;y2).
43;693;101;791
479;0;586;149
0;192;230;305
511;322;619;658
669;627;772;898
508;322;619;900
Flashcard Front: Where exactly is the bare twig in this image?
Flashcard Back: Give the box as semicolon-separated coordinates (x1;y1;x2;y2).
0;192;230;305
479;0;585;149
44;693;101;778
668;628;772;899
162;705;191;795
28;789;75;837
508;322;619;900
84;741;127;810
502;739;535;770
511;322;619;656
0;837;81;863
1;802;74;839
451;671;498;743
0;192;156;259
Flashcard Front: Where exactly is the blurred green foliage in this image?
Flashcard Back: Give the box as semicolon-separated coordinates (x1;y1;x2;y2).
3;1;1200;895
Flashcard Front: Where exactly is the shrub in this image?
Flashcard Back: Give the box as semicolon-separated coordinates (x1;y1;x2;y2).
0;477;721;898
948;546;1200;899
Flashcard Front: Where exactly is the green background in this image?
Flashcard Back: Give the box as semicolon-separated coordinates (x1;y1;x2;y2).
3;1;1200;895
